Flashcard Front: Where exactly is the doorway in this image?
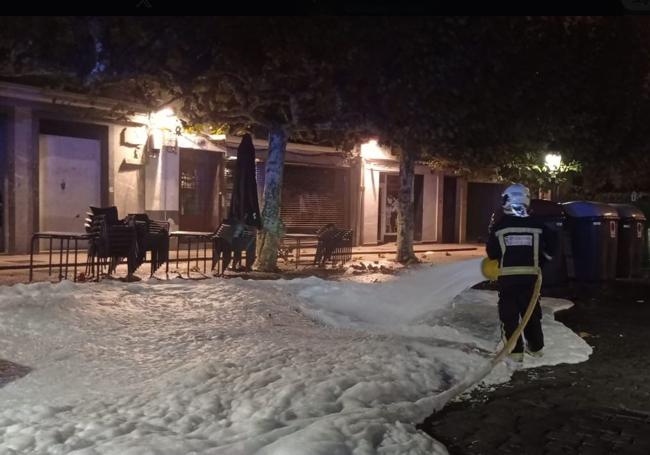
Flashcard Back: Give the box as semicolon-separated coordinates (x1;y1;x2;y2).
38;134;102;249
442;176;458;243
378;173;424;243
379;173;399;243
179;148;220;231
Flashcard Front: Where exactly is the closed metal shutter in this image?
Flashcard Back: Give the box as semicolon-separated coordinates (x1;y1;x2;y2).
281;165;347;233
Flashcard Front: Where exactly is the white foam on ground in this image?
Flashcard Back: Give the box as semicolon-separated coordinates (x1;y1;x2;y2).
0;259;591;454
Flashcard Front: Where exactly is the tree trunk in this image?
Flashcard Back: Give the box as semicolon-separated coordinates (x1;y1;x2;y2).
254;127;287;272
396;150;419;264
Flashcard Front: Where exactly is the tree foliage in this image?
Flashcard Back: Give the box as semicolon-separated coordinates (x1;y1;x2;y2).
2;16;650;259
3;16;649;179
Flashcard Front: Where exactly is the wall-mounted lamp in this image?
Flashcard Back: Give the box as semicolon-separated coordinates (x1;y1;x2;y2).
360;139;389;160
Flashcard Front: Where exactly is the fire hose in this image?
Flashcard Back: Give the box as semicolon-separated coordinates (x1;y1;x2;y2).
434;261;543;407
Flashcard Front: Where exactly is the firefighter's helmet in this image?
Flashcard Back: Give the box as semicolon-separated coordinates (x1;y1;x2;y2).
502;183;530;217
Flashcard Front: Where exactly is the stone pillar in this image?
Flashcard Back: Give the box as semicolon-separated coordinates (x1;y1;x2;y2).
456;177;468;243
348;156;362;246
8;105;36;253
361;164;379;245
421;170;438;242
435;172;444;243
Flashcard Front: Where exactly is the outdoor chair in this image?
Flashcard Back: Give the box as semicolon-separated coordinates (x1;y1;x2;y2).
86;206;137;279
333;229;354;264
314;224;353;267
125;213;170;276
212;221;257;275
85;208;170;280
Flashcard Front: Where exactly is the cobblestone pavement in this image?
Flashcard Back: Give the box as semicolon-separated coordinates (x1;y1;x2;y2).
419;280;650;455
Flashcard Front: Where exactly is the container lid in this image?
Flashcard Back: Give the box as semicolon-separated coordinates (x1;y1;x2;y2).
610;203;647;221
530;199;565;218
562;201;620;219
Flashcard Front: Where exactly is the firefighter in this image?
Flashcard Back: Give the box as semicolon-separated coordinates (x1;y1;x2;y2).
486;184;556;362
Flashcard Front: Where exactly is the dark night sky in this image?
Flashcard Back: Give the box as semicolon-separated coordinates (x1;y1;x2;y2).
136;2;630;14
12;0;636;16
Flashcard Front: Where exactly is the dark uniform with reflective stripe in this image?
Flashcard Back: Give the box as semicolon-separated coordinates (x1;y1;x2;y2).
486;215;556;354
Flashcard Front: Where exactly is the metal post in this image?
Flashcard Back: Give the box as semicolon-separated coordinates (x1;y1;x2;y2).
295;238;300;269
187;237;191;276
65;237;70;280
165;235;169;276
176;236;180;270
73;238;78;282
162;143;167;222
196;237;201;270
48;237;53;276
29;234;36;282
59;238;64;281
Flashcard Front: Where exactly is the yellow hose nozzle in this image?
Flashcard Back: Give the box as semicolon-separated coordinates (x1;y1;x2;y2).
481;257;499;281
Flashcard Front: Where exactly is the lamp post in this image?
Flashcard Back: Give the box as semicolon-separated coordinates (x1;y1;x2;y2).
544;153;562;201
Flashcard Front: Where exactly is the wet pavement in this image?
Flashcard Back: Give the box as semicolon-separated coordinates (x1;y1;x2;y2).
420;280;650;455
0;359;31;388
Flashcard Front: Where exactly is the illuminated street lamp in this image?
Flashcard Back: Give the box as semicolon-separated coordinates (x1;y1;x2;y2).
545;153;562;173
544;153;562;201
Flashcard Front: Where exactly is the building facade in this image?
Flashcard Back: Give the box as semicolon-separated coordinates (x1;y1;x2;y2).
0;82;496;254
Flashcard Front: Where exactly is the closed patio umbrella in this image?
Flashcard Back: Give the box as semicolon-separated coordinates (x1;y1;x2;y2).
216;134;261;272
229;134;262;228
